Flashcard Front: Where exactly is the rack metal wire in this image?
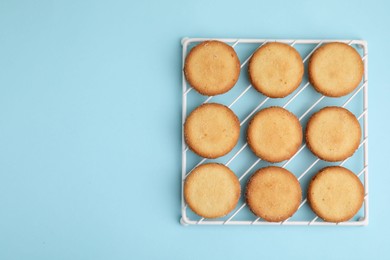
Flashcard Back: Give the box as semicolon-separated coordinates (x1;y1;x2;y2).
180;38;368;226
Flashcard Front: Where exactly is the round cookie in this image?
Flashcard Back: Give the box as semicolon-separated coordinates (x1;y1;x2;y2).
246;166;301;222
308;166;364;222
306;106;361;162
184;40;240;96
184;163;241;219
184;103;240;159
309;42;364;97
248;42;304;98
247;107;302;163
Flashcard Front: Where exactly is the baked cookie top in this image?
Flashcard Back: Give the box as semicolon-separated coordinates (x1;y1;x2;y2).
246;166;301;222
184;103;240;159
309;42;364;97
306;106;361;162
184;40;240;96
248;42;304;98
308;166;364;222
184;163;241;219
247;107;302;163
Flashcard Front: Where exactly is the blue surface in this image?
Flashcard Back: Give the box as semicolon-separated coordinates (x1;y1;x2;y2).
0;0;389;259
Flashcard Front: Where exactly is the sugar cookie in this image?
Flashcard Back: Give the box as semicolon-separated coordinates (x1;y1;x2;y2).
247;107;302;163
306;106;361;162
308;166;364;222
184;163;241;218
184;103;240;158
246;166;301;222
184;40;240;96
248;42;304;98
309;42;364;97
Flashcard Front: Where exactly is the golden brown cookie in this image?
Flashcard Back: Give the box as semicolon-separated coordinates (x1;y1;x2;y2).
308;166;364;222
184;103;240;158
247;107;302;163
184;163;241;219
184;40;240;96
309;42;364;97
248;42;304;98
246;166;301;222
306;106;361;162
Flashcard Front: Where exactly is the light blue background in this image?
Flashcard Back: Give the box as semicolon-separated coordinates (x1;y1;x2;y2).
0;0;389;259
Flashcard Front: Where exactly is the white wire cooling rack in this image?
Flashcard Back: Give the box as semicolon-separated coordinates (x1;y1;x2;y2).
180;38;368;226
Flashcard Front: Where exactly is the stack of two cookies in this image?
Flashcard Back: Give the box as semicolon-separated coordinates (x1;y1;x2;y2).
183;40;365;223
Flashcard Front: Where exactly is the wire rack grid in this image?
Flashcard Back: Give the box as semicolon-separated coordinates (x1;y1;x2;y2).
180;38;368;226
